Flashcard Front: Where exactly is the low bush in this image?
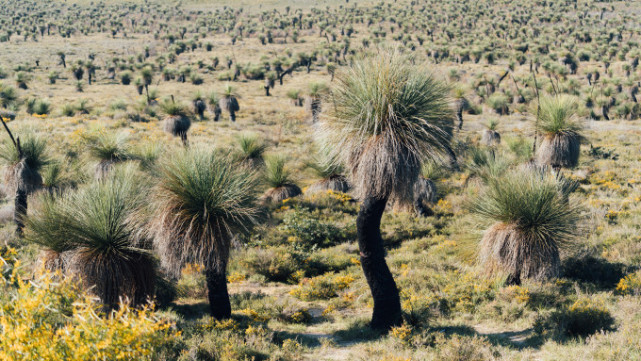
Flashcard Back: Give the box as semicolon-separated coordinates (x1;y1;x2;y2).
534;297;616;338
289;273;355;301
0;248;179;360
279;207;349;249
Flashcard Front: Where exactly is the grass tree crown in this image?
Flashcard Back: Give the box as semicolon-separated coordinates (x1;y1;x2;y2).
151;147;262;277
470;167;583;281
319;48;454;201
535;94;582;135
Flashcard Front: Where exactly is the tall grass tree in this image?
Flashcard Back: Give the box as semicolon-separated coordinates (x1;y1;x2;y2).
150;148;262;319
318;48;454;330
0;122;49;236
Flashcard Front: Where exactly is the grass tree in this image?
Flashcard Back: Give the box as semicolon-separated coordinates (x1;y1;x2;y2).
470;167;582;285
235;133;267;168
219;85;240;122
192;91;206;120
86;132;131;179
0;83;18;108
305;148;350;194
481;119;501;146
535;95;582;168
0;123;49;236
150;148;262;319
141;66;153;104
453;86;470;130
307;82;327;123
207;92;222;121
319;49;454;330
25;167;156;310
261;155;302;203
160;98;191;146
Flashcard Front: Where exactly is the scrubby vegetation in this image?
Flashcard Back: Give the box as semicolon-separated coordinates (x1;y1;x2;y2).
1;0;641;359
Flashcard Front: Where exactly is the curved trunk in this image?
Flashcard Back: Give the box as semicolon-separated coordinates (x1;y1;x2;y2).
206;267;231;320
357;196;402;330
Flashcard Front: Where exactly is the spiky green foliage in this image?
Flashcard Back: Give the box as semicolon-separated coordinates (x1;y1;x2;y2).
420;161;446;180
470;167;582;280
320;48;454;200
263;155;296;189
308;81;327;97
25;167;155;308
306;148;345;179
0;83;18;108
535;95;582;135
464;147;511;182
286;89;301;100
87;132;130;162
236;133;267;165
472;168;580;229
486;118;499;131
159;99;189;117
222;84;237;98
140;66;153;86
207;92;220;107
150;148;262;276
25;193;73;254
41;159;76;191
0;134;50;171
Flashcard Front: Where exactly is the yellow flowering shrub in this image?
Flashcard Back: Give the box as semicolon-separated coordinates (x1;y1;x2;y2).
289;273;355;300
440;272;496;313
501;285;531;304
616;272;641;296
227;271;246;283
0;249;179;361
390;324;413;343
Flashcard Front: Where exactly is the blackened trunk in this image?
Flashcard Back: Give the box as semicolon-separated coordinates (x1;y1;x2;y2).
180;132;189;147
229;110;236;122
206;268;231;320
357;196;402;330
14;187;26;237
456;108;463;130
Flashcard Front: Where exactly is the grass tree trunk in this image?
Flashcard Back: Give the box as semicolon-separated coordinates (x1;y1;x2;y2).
206;267;231;320
14;185;26;237
357;196;402;330
456;107;463;130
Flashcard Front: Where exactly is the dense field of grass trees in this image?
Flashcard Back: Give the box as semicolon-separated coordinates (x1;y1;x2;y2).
1;0;641;359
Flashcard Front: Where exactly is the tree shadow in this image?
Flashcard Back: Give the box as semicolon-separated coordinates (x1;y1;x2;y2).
331;318;387;343
168;299;211;320
272;330;324;348
562;253;632;290
429;325;543;350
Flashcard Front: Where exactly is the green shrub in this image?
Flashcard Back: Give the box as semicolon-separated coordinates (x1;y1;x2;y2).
534;297;616;338
279;207;348;249
240;246;304;283
27;98;51;115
